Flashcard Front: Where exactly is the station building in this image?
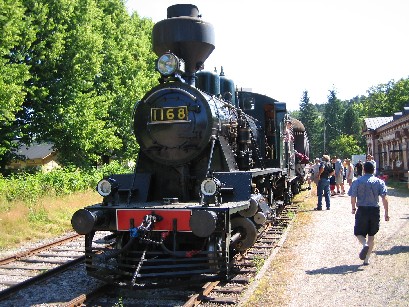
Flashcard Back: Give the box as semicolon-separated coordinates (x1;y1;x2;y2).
6;142;59;173
363;103;409;181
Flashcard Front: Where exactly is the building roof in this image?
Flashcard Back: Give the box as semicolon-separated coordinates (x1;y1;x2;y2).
15;143;55;160
364;117;393;131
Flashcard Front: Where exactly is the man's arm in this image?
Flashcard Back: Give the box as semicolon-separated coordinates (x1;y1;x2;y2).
382;195;389;221
318;165;324;176
351;196;357;214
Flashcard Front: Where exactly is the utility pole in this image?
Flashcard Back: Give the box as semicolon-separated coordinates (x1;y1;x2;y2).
323;120;326;154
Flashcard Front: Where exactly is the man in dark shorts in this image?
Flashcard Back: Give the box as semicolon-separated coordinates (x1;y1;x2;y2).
348;162;389;265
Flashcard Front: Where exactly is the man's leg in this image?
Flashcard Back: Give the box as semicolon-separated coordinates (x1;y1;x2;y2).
356;235;366;245
363;207;380;264
364;236;375;265
316;180;323;210
324;180;331;209
356;235;369;261
336;173;342;193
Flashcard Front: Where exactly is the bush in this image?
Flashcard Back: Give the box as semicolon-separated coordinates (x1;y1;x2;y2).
0;161;132;208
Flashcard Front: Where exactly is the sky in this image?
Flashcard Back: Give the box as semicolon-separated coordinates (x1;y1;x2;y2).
126;0;409;111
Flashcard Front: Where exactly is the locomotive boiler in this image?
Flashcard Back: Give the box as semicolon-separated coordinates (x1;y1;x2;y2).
71;4;308;285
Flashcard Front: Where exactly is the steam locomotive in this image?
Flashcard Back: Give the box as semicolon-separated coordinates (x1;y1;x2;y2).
71;4;309;285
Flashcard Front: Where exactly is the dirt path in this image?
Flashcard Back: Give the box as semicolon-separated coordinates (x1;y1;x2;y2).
242;183;409;307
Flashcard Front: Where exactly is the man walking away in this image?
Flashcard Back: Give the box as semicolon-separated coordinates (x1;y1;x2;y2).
348;162;389;265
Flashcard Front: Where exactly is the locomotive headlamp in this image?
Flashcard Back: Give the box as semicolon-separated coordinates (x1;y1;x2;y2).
200;178;221;196
96;178;117;197
157;53;185;76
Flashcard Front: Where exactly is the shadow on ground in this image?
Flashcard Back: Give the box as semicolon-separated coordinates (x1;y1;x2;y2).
375;245;409;256
306;264;364;275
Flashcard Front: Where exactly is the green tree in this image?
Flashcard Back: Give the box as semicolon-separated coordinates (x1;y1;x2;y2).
0;0;33;171
342;103;366;150
19;0;120;166
97;7;157;162
362;78;409;117
323;90;345;155
297;91;322;159
328;134;362;159
16;0;157;167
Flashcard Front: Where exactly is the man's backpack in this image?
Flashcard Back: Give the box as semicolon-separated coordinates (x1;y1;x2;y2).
320;162;334;179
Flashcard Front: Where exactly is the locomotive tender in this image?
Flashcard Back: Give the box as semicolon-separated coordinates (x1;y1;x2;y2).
71;4;309;285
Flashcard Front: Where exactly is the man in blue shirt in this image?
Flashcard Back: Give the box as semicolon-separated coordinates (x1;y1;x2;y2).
348;162;389;265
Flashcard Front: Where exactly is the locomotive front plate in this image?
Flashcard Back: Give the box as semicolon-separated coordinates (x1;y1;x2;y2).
116;209;192;231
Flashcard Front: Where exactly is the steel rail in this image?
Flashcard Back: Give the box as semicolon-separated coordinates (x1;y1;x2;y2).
0;233;81;265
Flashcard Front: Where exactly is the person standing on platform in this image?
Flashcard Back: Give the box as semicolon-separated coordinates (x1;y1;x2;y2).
348;162;389;265
315;155;334;210
333;156;345;194
345;159;354;186
366;154;377;175
355;160;363;178
311;158;321;188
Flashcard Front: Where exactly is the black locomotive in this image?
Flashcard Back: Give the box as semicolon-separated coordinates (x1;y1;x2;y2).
71;4;309;285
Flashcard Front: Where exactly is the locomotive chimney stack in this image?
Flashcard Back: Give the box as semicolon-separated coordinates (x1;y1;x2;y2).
152;4;215;84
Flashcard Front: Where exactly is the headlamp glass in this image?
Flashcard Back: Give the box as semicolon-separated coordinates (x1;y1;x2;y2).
201;178;218;196
157;53;179;76
97;179;112;197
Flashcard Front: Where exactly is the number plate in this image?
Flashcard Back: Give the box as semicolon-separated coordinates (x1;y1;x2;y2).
151;106;188;122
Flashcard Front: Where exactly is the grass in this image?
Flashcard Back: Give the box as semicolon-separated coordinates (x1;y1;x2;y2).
252;255;266;273
0;190;101;250
386;179;409;192
0;162;132;251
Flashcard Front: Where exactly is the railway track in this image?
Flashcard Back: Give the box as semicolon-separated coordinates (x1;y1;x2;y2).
187;208;296;307
59;204;299;306
0;233;83;300
0;232;110;302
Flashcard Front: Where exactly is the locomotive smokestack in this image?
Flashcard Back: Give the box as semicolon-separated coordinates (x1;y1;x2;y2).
152;4;215;78
166;4;199;18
